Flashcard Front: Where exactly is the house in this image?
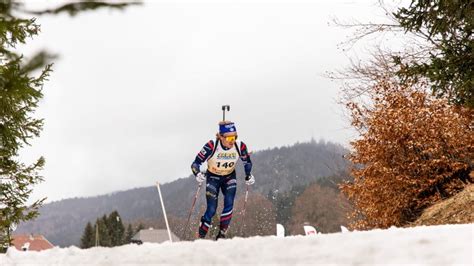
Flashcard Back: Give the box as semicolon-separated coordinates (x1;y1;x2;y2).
11;234;54;251
131;228;180;244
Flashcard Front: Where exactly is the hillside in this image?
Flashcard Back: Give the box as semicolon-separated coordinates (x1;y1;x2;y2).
412;184;474;226
16;140;348;247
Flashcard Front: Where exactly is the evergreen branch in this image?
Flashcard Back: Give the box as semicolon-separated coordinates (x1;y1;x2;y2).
22;51;57;75
21;1;142;17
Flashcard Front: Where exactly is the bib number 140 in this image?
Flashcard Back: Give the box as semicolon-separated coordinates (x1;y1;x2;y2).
216;162;235;168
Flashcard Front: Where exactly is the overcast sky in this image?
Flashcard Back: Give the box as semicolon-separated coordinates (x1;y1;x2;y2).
18;0;391;202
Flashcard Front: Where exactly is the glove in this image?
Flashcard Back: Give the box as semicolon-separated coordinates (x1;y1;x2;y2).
196;172;206;183
245;174;255;185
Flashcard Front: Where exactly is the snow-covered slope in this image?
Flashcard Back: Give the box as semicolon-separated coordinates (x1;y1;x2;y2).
2;224;472;265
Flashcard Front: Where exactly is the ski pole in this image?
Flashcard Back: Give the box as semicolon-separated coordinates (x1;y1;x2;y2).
182;182;203;240
242;184;249;216
241;183;250;237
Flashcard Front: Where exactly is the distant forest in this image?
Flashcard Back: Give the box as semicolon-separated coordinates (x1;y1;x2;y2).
16;140;352;246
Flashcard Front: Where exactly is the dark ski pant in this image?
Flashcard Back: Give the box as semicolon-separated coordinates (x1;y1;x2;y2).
198;171;237;238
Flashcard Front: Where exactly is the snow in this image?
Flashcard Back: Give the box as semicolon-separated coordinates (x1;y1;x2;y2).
2;224;473;265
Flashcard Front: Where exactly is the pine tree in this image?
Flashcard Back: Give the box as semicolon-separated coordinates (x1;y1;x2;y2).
135;223;145;234
107;211;125;246
0;0;138;251
393;0;473;107
0;2;50;250
124;224;134;244
80;222;95;249
96;216;111;247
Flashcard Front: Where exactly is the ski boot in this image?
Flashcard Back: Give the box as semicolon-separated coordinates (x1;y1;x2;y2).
196;232;206;239
215;229;227;240
197;219;209;239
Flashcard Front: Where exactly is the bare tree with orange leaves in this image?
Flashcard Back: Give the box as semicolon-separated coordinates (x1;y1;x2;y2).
288;184;352;235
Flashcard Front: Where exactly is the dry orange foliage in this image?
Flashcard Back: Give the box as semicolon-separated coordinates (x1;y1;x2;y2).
231;192;276;237
341;78;473;229
288;184;352;235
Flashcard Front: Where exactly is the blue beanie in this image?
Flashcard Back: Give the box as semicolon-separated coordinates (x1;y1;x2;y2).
219;122;237;135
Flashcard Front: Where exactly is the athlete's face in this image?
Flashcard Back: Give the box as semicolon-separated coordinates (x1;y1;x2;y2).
221;133;237;148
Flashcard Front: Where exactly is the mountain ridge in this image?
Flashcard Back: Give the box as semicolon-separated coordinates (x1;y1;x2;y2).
16;140;349;247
